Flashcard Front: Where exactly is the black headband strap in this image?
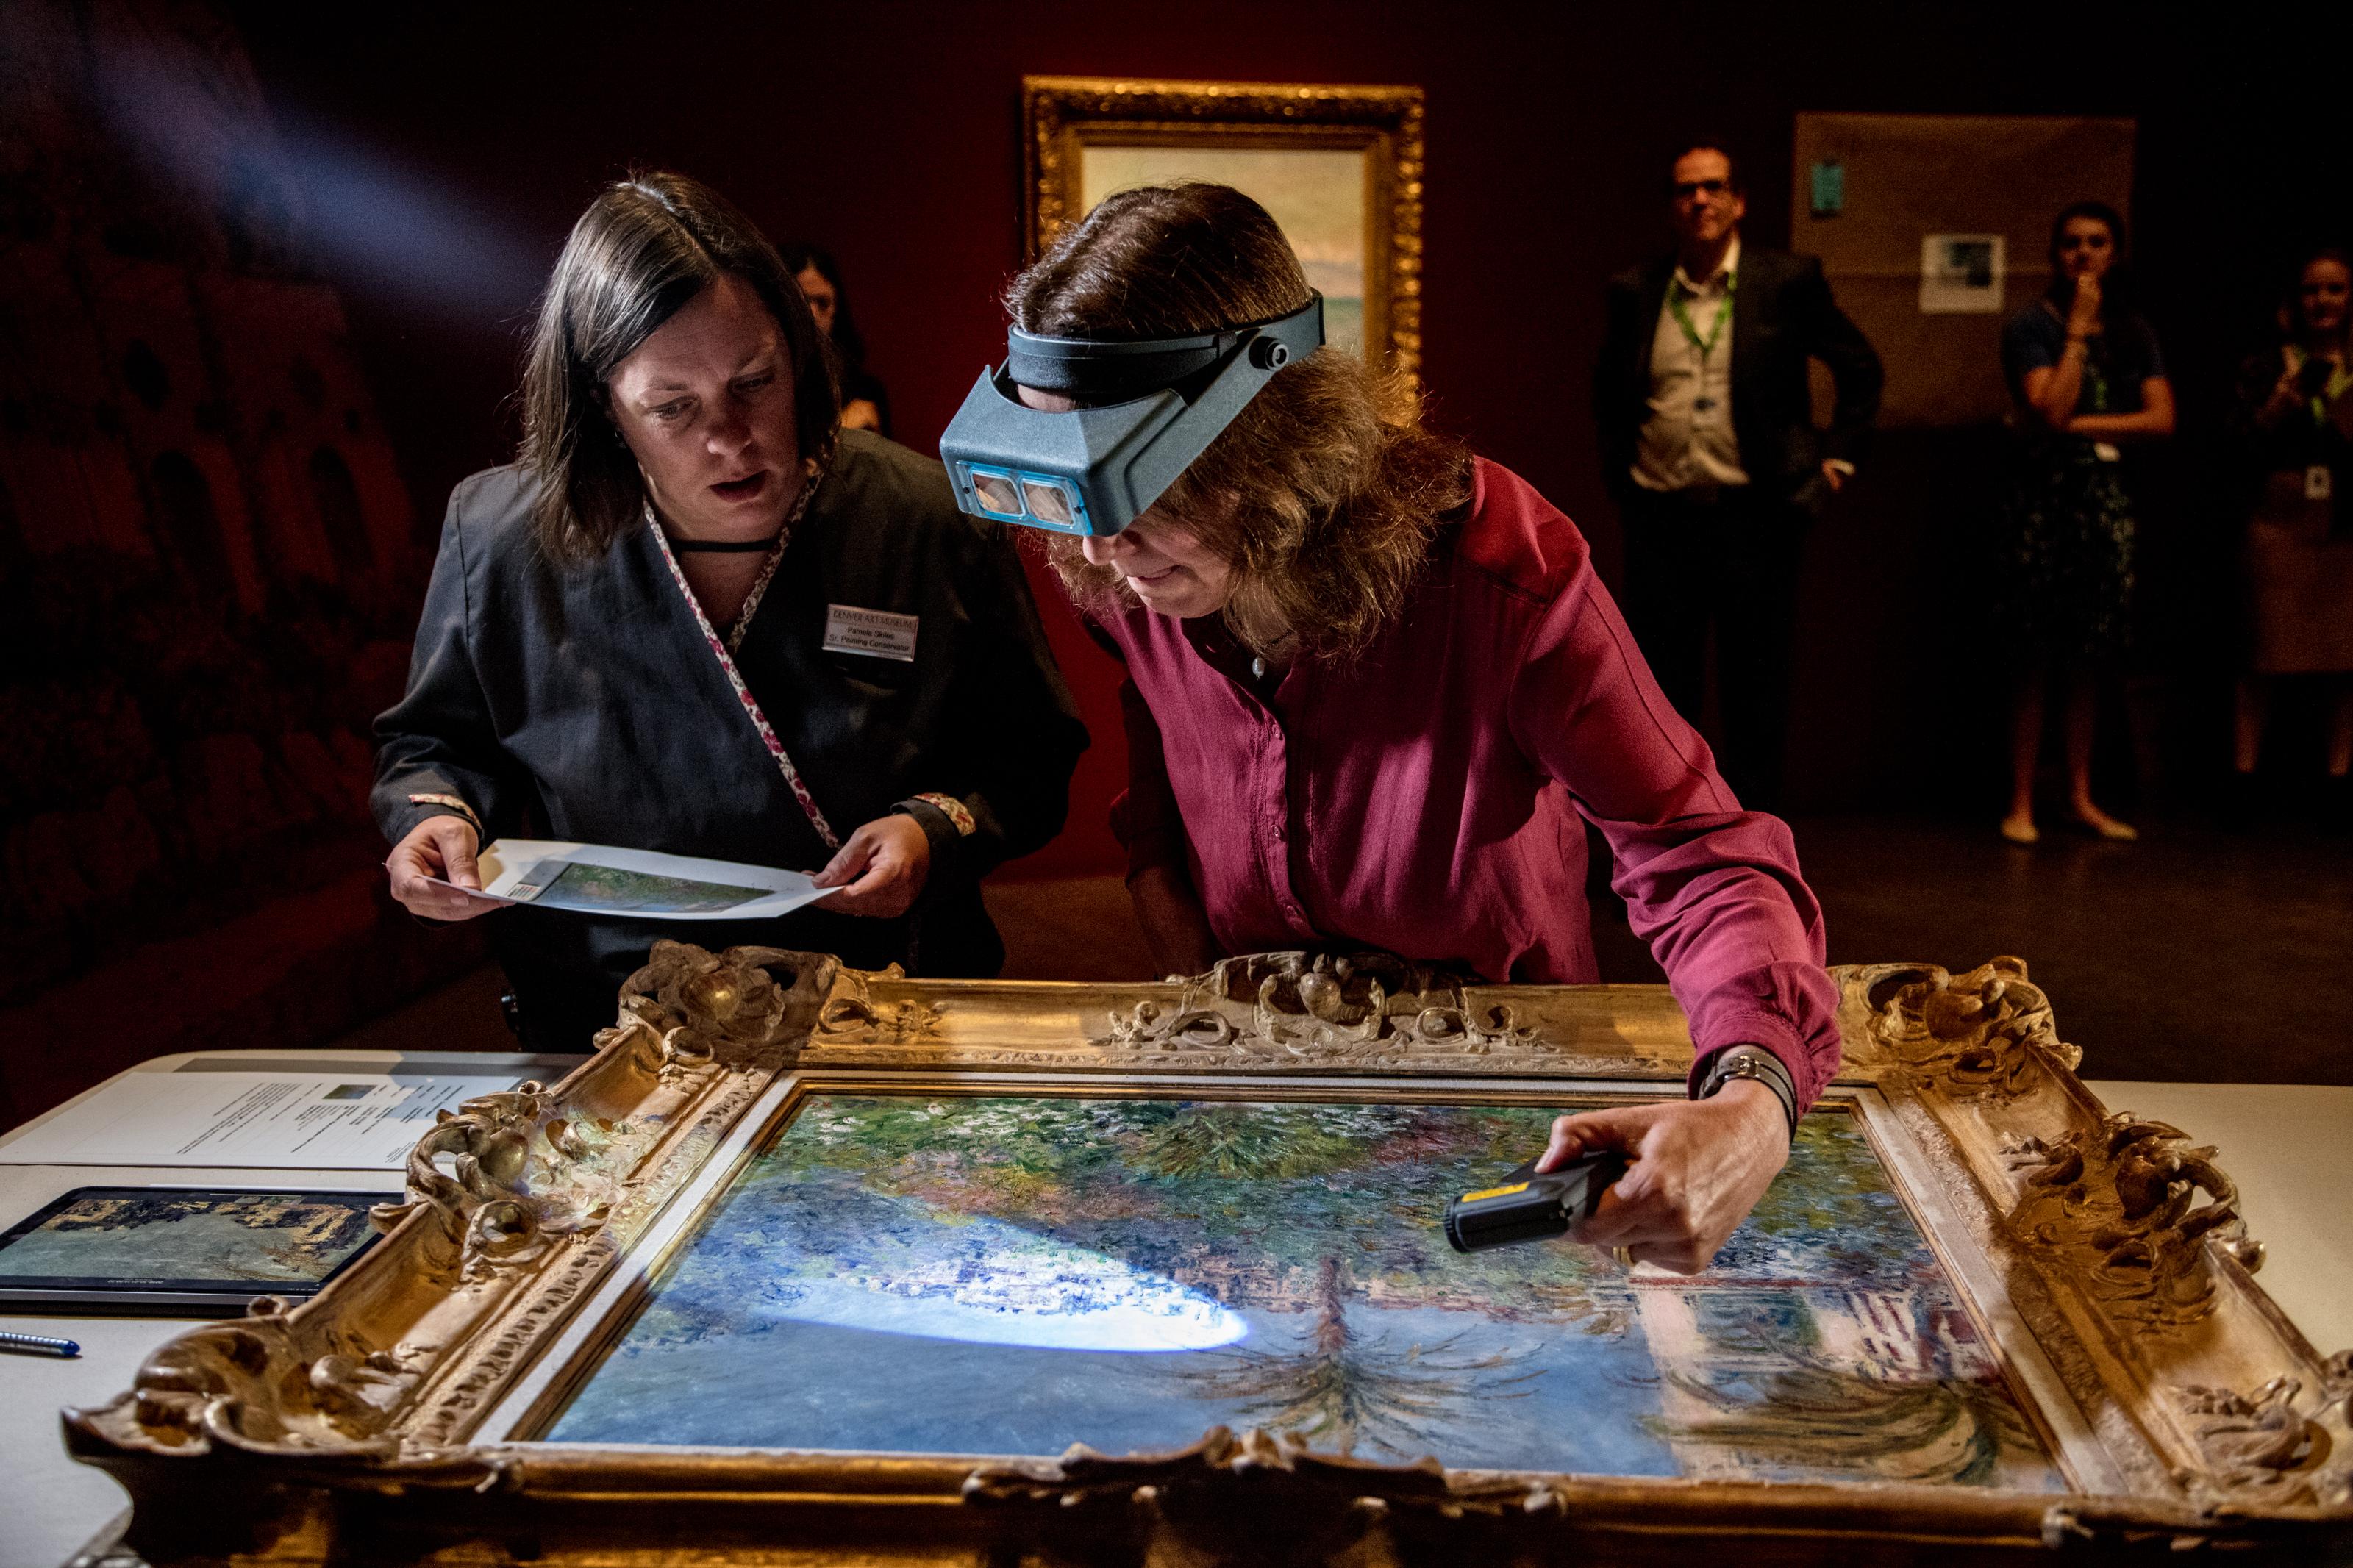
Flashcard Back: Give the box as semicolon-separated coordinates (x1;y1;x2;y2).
1004;296;1321;401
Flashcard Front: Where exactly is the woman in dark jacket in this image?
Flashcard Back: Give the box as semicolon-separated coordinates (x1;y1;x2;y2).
374;173;1085;1050
1993;201;2175;845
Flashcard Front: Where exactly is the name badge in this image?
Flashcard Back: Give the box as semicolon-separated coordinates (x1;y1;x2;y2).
822;603;919;662
2308;464;2335;503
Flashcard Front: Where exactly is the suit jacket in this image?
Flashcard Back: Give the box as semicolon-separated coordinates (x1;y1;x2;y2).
1595;245;1883;511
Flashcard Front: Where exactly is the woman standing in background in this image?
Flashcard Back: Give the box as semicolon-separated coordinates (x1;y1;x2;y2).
2229;248;2353;803
783;242;890;437
1994;201;2175;845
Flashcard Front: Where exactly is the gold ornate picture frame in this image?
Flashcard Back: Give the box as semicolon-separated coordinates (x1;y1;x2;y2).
1022;75;1426;387
65;946;2353;1564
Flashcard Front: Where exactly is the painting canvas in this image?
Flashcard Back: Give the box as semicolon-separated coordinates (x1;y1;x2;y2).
1024;79;1424;384
73;949;2352;1561
1077;146;1368;359
546;1092;2062;1490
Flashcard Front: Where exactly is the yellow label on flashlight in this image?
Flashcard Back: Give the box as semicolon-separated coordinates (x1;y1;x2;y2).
1460;1181;1531;1203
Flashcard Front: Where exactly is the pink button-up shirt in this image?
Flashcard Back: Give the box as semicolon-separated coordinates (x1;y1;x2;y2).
1096;457;1842;1106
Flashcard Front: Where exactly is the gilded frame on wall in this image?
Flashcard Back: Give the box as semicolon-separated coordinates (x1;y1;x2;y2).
1022;75;1425;387
65;946;2353;1564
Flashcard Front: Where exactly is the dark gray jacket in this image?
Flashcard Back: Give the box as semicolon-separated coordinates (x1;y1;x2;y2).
373;430;1088;1049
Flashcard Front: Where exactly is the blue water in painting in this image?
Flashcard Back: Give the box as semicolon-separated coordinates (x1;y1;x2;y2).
545;1095;2063;1489
559;1305;1670;1474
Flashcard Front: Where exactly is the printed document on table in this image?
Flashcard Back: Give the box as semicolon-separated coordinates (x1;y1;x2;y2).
0;1070;536;1169
421;839;828;921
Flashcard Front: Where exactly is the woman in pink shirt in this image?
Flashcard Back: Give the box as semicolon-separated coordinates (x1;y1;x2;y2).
994;184;1840;1272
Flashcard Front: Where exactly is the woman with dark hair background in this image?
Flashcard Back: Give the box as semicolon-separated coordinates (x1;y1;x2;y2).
781;241;890;436
1993;201;2176;845
2228;247;2353;803
374;172;1085;1050
988;182;1843;1274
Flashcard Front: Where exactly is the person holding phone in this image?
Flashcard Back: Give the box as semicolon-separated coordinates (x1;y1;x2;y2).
2229;248;2353;799
1993;202;2175;845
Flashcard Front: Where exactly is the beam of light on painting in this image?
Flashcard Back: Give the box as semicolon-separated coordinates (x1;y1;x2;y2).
761;1211;1247;1353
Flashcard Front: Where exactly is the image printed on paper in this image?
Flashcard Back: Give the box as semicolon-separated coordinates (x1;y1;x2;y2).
513;859;767;915
0;1189;380;1284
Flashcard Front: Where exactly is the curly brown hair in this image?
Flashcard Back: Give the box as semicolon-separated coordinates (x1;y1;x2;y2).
521;171;840;560
1006;182;1468;659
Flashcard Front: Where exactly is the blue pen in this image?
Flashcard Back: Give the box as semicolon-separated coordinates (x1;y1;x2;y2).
0;1331;79;1358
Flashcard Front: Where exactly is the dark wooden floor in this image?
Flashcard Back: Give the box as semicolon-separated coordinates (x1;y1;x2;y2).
1602;812;2353;1086
341;810;2353;1088
986;812;2353;1087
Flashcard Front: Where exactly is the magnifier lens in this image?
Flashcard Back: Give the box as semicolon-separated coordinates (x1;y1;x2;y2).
968;470;1024;517
1020;478;1076;527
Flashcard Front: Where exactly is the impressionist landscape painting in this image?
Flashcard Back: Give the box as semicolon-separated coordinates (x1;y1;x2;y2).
1076;146;1368;359
547;1093;2063;1490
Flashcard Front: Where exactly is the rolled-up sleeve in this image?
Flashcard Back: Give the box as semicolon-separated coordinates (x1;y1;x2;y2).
1504;571;1843;1107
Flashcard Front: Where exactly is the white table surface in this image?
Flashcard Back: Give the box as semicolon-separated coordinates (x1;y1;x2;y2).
0;1050;571;1568
2079;1080;2353;1357
0;1060;2344;1568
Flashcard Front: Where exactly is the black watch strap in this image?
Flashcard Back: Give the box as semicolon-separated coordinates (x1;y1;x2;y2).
1694;1045;1799;1142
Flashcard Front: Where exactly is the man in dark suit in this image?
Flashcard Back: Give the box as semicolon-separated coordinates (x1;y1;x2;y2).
1594;141;1882;812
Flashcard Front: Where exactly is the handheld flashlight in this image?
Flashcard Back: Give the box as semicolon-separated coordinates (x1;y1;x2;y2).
1443;1150;1627;1253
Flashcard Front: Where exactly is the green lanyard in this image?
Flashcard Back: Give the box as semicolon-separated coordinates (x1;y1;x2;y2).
1668;270;1736;362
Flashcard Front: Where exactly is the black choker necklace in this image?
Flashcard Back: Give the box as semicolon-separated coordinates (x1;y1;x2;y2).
668;534;782;554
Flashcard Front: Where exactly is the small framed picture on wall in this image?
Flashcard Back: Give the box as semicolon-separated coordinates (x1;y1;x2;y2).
1021;76;1426;387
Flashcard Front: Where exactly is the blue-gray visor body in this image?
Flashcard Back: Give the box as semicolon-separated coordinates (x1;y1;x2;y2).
938;293;1324;537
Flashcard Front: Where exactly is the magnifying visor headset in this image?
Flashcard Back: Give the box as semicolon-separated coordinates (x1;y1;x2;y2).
938;292;1324;538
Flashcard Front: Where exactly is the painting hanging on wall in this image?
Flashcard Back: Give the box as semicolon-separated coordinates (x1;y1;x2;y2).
1022;76;1424;384
65;947;2353;1565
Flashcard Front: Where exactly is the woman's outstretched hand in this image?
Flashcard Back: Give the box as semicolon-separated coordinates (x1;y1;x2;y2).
813;813;933;917
1537;1080;1790;1274
385;815;491;921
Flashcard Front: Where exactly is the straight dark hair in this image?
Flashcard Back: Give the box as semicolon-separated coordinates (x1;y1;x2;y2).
779;240;868;373
521;171;839;559
2046;200;2133;326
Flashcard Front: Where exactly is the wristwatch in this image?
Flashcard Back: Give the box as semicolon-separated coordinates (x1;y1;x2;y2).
1694;1045;1798;1142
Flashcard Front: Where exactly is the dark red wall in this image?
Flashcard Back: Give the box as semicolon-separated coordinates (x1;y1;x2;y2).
221;1;2340;873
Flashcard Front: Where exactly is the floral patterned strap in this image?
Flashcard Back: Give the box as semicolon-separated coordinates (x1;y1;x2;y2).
646;477;840;855
407;792;482;836
909;792;976;837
